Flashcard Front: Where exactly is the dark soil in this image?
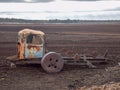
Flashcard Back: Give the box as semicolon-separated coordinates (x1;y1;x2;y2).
0;24;120;90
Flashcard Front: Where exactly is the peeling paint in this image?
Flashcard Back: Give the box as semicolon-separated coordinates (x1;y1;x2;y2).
17;29;45;59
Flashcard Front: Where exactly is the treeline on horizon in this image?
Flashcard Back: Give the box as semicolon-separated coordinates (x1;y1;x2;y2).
0;18;120;24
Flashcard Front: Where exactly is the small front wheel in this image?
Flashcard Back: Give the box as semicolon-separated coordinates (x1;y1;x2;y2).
41;52;64;73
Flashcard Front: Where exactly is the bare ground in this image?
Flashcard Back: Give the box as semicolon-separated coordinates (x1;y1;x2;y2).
0;24;120;90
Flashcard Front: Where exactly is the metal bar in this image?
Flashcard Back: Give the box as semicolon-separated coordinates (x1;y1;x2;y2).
63;56;107;65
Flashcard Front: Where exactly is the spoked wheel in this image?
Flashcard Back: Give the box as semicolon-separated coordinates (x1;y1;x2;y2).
41;52;64;73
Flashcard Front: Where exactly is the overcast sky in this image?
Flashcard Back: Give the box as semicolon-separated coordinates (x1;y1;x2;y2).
1;0;120;12
0;0;120;20
0;0;119;3
0;0;54;3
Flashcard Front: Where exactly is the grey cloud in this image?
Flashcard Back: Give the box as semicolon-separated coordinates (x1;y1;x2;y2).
104;7;120;11
64;0;100;1
0;0;22;2
0;0;54;3
63;0;119;1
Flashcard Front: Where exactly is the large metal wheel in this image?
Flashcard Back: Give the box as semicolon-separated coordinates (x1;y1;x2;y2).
41;52;64;73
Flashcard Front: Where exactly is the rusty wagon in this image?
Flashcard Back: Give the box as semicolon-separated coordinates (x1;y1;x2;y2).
7;29;108;73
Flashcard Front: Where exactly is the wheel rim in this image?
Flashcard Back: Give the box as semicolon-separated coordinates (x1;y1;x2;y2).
41;52;64;73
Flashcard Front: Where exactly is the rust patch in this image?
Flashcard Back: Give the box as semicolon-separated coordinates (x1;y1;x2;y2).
19;29;45;36
27;45;41;51
17;29;45;59
74;53;80;61
27;45;41;58
17;33;25;59
18;42;24;59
